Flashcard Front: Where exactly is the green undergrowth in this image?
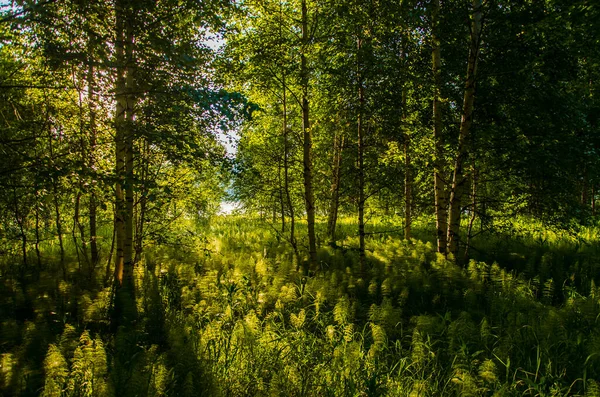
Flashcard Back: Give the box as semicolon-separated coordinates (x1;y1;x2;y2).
169;217;600;396
1;216;600;396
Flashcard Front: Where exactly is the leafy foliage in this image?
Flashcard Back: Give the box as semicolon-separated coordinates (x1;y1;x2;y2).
2;0;600;396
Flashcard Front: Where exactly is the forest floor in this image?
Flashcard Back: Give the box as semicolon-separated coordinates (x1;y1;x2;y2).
1;216;600;396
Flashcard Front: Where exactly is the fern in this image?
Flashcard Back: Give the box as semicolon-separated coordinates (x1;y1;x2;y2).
148;353;173;396
0;353;15;391
41;345;68;397
371;323;386;348
58;324;79;363
368;279;378;296
411;329;428;370
334;296;351;325
478;359;498;384
290;309;306;329
480;317;492;346
451;368;479;396
343;324;354;342
587;379;600;397
542;278;554;304
67;331;111;397
409;380;428;397
244;310;260;336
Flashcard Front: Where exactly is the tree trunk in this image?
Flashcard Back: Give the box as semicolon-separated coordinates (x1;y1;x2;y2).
357;36;366;275
114;0;126;287
134;138;149;265
592;184;596;216
465;168;477;259
447;0;483;258
53;189;65;279
114;0;135;286
35;201;42;269
404;136;412;240
282;71;300;267
87;40;99;272
300;0;317;272
21;227;27;269
402;87;412;240
432;0;448;255
278;160;285;233
279;3;299;267
582;166;589;207
327;131;344;246
113;0;137;327
13;187;27;269
74;82;90;274
105;207;117;287
48;133;66;279
124;10;135;281
73;192;90;272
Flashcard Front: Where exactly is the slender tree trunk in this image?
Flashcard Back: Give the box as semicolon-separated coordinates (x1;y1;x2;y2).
357;36;366;274
592;184;596;216
134;139;148;265
582;166;589;207
73;192;90;272
114;0;126;287
35;202;42;269
46;123;66;278
87;42;99;272
447;0;483;258
279;3;299;266
113;0;135;282
20;228;27;269
89;189;98;272
402;87;412;240
53;189;65;278
278;160;285;233
124;11;135;281
49;167;66;279
465;168;477;259
13;187;27;269
327;132;344;246
105;207;117;287
432;0;448;255
300;0;317;272
21;227;27;269
74;82;90;274
113;0;137;326
480;177;487;232
404;137;412;240
282;71;300;266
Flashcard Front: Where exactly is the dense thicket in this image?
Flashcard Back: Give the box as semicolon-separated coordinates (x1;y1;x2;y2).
227;0;600;259
1;0;600;395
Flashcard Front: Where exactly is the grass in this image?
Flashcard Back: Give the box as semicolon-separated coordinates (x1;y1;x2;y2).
1;214;600;396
